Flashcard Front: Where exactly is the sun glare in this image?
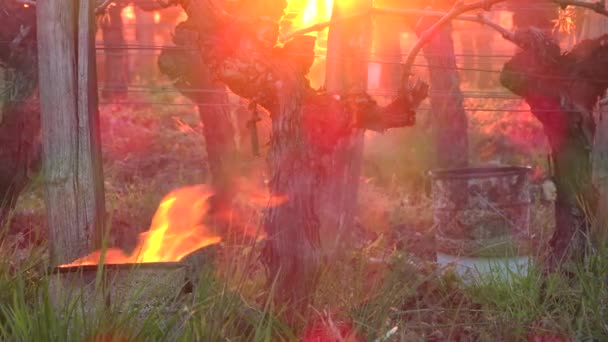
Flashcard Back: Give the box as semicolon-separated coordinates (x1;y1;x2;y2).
289;0;333;28
121;5;135;22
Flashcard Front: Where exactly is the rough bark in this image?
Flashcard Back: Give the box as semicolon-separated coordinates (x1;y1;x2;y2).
577;8;608;246
500;30;608;267
169;0;426;318
78;0;107;251
101;2;128;98
37;0;106;266
420;21;468;169
319;0;371;255
196;87;237;215
158;23;237;219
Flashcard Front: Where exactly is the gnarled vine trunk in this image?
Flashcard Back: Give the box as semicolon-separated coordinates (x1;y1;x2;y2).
577;9;608;246
171;0;426;318
420;21;468;169
195;84;237;215
501;31;608;267
101;2;128;98
171;1;323;317
158;24;237;219
262;79;322;316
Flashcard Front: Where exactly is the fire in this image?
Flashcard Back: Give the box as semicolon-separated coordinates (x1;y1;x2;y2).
300;0;333;28
285;0;334;87
60;185;221;267
286;0;333;31
121;5;135;22
154;11;161;24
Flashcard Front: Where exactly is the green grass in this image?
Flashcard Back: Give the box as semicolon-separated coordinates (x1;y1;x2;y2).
468;249;608;340
1;237;606;341
2;102;606;341
0;239;294;341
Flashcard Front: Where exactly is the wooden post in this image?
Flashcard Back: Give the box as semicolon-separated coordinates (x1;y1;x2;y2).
135;5;157;80
577;2;608;246
321;0;371;253
371;3;402;93
101;2;128;98
421;20;468;169
593;100;608;244
37;0;105;266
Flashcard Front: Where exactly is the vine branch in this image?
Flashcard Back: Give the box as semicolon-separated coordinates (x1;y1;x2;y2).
401;0;505;80
553;0;608;16
281;7;511;42
94;0;114;14
400;0;608;89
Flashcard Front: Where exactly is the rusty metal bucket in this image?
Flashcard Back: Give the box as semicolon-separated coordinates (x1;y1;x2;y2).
49;262;189;319
429;166;532;278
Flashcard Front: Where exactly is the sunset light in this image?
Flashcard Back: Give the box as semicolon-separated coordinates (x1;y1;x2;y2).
3;0;605;339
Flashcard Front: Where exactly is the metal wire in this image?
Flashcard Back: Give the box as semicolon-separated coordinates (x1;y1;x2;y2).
93;43;516;58
98;86;523;100
2;7;588;115
95;101;538;113
93;45;608;83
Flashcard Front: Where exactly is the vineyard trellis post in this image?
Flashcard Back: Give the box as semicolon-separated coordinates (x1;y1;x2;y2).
320;0;372;255
37;0;105;266
418;6;468;169
101;1;128;98
578;11;608;245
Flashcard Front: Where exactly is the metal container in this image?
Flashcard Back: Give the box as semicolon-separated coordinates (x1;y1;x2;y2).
429;166;532;279
49;262;189;317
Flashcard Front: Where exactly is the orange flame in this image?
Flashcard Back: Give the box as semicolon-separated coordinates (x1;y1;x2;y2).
287;0;334;32
121;5;135;22
285;0;334;87
300;0;333;28
60;185;221;267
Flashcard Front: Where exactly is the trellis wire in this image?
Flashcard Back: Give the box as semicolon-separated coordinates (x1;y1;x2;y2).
93;44;608;83
95;101;534;113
